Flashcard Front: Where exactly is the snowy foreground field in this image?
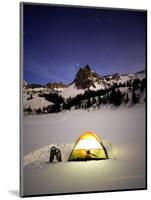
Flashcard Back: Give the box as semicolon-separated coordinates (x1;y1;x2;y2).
22;105;146;196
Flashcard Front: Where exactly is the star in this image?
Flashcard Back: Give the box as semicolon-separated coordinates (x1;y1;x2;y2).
76;63;80;66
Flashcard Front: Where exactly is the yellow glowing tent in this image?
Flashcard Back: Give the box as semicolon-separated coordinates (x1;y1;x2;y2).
68;131;108;161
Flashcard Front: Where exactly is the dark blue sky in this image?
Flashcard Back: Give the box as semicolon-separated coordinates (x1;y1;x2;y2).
23;4;146;85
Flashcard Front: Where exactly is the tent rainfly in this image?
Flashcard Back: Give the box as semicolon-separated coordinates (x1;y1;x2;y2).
68;131;108;161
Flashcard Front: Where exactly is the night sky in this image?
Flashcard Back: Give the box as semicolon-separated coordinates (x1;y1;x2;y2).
23;4;146;85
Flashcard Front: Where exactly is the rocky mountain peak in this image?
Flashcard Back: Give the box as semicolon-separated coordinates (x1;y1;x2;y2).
84;64;91;71
23;80;28;87
74;65;100;89
46;82;67;89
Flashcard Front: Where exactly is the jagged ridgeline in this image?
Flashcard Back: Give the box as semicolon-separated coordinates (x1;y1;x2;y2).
74;64;100;89
23;65;146;114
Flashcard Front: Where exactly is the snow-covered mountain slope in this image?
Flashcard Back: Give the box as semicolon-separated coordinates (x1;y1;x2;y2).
89;82;105;91
25;87;48;92
24;95;53;110
60;83;85;98
100;70;145;86
60;66;145;99
60;82;106;99
134;70;145;80
118;71;145;84
23;66;145;111
53;87;65;92
46;82;67;92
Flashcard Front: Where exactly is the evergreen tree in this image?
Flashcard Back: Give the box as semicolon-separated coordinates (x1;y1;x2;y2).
109;88;116;104
133;79;140;90
92;97;96;105
29;93;33;99
140;78;146;92
125;92;129;104
25;106;32;113
98;96;101;105
87;98;91;108
102;95;107;104
106;93;110;104
114;89;123;105
36;108;42;114
132;88;139;104
43;92;64;105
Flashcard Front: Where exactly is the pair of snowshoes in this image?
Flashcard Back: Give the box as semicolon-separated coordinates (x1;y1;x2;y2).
49;146;62;163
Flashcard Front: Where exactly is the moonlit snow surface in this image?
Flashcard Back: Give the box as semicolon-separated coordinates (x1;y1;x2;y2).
22;105;146;196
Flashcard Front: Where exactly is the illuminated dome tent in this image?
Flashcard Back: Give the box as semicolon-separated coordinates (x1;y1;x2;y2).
68;131;108;161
